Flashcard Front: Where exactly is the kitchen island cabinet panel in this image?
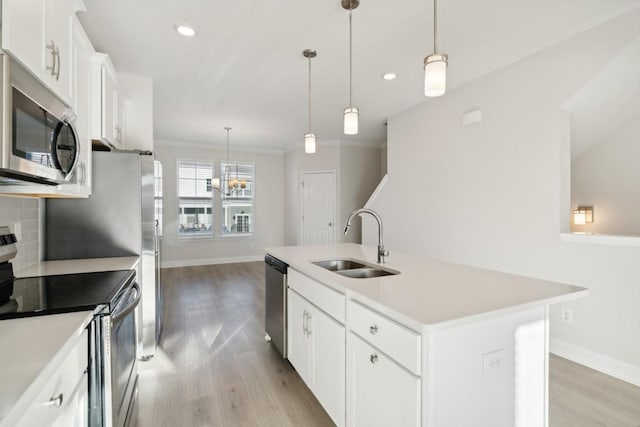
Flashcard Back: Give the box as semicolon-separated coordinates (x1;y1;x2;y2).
287;287;345;427
347;332;420;427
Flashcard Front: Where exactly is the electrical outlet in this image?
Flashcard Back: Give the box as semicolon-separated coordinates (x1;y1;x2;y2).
561;308;573;323
483;349;505;376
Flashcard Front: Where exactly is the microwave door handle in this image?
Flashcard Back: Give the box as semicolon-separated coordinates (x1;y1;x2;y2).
111;282;141;324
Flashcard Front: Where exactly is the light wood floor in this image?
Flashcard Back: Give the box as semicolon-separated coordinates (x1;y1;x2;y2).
131;262;640;427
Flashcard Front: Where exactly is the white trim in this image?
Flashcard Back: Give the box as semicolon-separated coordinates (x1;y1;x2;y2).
364;173;388;209
559;232;640;248
550;338;640;386
299;170;337;246
284;138;385;153
156;138;285;155
161;255;264;269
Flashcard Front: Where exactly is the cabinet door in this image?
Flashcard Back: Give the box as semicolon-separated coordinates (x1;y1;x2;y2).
102;61;118;146
116;91;126;148
287;289;311;385
56;16;93;197
310;307;345;427
43;0;74;104
347;333;420;427
53;372;88;427
1;0;45;76
71;16;92;195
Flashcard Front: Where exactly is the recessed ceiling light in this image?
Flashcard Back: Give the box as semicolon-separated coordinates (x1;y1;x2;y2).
176;25;196;37
382;72;397;80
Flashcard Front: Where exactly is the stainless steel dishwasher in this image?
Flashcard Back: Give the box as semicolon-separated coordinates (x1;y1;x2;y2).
264;254;288;358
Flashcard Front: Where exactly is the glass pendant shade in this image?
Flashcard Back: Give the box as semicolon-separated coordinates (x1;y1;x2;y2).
424;54;448;97
343;107;359;135
304;133;316;154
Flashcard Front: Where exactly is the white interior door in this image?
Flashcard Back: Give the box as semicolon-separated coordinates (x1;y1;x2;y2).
301;171;336;245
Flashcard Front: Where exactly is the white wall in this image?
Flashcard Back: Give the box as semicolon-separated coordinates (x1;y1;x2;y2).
284;142;382;246
120;73;154;152
571;113;640;235
155;140;285;267
0;197;40;273
365;9;640;384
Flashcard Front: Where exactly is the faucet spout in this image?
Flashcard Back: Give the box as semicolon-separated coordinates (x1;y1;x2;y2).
344;208;389;264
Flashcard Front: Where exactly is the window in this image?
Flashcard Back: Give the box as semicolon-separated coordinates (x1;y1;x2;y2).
221;163;254;235
177;160;213;236
154;160;163;237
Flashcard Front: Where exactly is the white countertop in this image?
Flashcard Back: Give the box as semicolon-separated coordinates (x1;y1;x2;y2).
266;243;588;331
0;311;93;425
15;256;140;278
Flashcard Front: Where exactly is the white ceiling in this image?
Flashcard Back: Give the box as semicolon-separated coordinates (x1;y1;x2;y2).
565;36;640;160
78;0;640;151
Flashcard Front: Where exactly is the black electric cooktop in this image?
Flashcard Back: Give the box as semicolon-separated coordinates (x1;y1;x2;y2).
0;269;135;320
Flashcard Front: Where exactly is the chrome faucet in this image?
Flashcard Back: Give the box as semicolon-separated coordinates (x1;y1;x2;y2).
344;208;389;264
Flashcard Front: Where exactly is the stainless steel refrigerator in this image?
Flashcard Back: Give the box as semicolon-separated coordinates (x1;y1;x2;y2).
44;150;162;360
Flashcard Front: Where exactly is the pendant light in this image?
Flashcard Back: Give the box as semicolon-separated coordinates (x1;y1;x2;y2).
221;127;245;196
342;0;359;135
424;0;448;97
303;49;317;154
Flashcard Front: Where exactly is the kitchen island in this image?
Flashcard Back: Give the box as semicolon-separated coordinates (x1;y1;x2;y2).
266;243;588;427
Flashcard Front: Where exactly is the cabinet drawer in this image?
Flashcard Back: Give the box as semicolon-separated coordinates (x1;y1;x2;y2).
15;328;88;427
289;269;345;323
348;300;421;375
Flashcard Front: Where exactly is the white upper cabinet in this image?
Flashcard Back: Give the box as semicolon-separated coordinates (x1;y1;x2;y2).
91;54;125;148
1;0;77;106
1;0;45;77
55;15;93;197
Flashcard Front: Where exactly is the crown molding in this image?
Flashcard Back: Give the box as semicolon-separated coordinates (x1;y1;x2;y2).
155;138;286;154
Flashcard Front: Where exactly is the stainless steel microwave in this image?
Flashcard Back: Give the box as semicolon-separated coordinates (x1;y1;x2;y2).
0;53;80;185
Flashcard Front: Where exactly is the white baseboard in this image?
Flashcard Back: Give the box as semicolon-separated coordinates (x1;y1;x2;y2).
161;255;264;269
550;339;640;386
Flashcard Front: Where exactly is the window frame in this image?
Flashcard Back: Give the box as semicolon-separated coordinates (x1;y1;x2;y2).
154;160;163;238
220;161;255;237
176;158;215;238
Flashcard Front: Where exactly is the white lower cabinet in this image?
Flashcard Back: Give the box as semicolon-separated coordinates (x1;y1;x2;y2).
14;329;89;427
347;332;421;427
288;288;345;427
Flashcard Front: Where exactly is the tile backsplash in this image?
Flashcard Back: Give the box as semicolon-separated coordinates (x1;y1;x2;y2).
0;196;40;273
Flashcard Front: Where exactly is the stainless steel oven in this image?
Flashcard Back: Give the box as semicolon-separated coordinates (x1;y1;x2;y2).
89;274;141;427
0;53;80;185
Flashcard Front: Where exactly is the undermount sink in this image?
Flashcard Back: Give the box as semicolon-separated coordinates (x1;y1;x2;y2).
312;259;367;271
336;268;398;279
312;258;399;279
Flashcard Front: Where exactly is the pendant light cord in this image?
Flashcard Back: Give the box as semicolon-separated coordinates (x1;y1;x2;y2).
308;56;312;133
433;0;438;53
349;8;353;106
225;127;230;164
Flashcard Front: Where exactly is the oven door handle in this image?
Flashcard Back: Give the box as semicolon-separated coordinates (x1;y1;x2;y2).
111;282;141;324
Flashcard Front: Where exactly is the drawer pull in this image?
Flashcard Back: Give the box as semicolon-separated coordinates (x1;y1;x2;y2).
369;324;379;335
370;353;379;364
45;393;64;408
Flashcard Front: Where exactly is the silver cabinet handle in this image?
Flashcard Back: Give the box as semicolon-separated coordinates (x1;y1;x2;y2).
370;353;379;364
306;313;312;336
302;310;308;336
328;222;333;226
54;45;61;80
46;41;56;76
369;324;379;335
45;393;64;407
